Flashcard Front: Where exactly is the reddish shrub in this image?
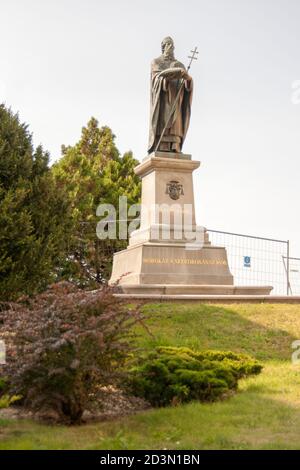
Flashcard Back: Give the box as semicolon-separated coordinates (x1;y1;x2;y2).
0;282;144;423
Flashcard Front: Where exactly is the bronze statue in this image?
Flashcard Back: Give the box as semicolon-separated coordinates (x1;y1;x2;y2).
148;37;195;154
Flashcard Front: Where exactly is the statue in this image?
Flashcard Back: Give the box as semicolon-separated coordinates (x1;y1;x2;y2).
148;37;195;154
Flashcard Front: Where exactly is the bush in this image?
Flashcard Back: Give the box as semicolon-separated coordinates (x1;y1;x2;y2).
0;394;21;409
0;282;144;423
126;346;262;406
0;377;20;409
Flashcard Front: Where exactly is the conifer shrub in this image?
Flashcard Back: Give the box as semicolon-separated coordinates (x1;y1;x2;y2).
126;346;262;406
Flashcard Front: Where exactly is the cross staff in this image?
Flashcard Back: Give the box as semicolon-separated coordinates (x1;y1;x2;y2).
187;46;199;72
154;46;199;153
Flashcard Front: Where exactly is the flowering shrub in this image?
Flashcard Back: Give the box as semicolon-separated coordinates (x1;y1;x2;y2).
0;282;143;423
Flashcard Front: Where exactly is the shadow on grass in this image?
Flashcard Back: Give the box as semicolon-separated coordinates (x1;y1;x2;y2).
137;303;298;361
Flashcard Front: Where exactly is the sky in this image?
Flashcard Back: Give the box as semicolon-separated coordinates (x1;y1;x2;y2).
1;0;300;256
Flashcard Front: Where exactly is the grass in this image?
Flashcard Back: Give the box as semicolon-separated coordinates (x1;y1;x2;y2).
1;302;300;450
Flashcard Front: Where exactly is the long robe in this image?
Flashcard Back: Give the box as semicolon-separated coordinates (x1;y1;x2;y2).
148;55;193;154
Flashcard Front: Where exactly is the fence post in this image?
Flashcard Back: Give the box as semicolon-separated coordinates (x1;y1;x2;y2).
287;240;290;296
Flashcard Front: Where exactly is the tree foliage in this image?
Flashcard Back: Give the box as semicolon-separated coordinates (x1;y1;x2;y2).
0;104;72;300
52;117;141;286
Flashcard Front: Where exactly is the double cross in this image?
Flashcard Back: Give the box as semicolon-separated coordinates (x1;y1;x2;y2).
187;46;199;72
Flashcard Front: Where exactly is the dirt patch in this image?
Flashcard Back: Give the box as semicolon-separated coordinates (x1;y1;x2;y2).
0;386;150;424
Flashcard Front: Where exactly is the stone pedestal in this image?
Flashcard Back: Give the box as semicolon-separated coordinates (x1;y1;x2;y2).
110;242;234;287
109;152;272;296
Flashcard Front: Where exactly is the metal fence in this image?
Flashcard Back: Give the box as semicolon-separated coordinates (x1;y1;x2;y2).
83;220;299;295
283;256;300;296
207;229;291;295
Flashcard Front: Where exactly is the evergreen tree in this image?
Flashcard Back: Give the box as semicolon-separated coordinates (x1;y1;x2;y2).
52;117;141;285
0;104;71;300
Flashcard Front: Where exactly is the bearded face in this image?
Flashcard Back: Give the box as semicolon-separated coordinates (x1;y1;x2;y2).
161;37;174;58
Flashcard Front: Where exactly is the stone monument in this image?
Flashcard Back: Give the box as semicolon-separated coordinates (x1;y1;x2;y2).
109;37;272;297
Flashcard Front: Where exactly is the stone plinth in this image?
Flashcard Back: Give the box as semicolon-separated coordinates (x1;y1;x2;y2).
109;152;273;296
129;152;200;246
109;242;234;286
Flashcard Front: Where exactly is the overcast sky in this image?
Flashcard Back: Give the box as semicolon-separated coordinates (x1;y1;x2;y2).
1;0;300;256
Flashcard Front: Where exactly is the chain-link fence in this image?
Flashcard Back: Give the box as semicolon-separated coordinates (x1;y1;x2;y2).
207;229;290;295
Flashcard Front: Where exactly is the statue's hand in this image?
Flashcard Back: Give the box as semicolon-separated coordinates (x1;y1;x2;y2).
158;67;192;81
158;67;184;80
181;69;192;81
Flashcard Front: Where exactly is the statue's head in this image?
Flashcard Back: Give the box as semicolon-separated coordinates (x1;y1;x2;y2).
161;36;174;56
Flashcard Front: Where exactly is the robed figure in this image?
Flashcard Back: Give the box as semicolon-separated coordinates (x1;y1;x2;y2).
148;37;193;154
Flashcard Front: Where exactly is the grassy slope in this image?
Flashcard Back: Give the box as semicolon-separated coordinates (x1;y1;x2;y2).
1;302;300;450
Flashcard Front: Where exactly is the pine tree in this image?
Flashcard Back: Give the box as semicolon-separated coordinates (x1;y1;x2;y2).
0;104;71;300
52;117;141;285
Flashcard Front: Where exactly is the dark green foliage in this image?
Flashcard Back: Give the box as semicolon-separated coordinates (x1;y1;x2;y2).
126;346;263;406
52;117;141;286
0;376;7;392
0;104;72;300
0;107;141;297
0;282;144;423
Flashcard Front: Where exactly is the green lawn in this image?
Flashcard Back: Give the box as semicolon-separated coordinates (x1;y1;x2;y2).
1;302;300;450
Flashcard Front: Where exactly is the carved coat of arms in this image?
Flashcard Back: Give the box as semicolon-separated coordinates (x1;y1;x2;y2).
166;180;184;200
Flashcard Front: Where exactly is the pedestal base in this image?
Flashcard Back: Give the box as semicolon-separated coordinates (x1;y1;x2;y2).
109;152;273;297
116;284;273;296
109;241;235;287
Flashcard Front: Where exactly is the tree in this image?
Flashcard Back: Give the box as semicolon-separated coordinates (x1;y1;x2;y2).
52;117;141;286
0;104;72;300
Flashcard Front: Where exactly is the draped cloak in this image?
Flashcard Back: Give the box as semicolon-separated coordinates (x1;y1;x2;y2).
148;55;193;154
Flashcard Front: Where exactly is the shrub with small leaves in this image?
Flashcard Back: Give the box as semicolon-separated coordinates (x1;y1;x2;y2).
126;346;262;406
0;377;21;409
0;282;144;423
0;394;21;409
